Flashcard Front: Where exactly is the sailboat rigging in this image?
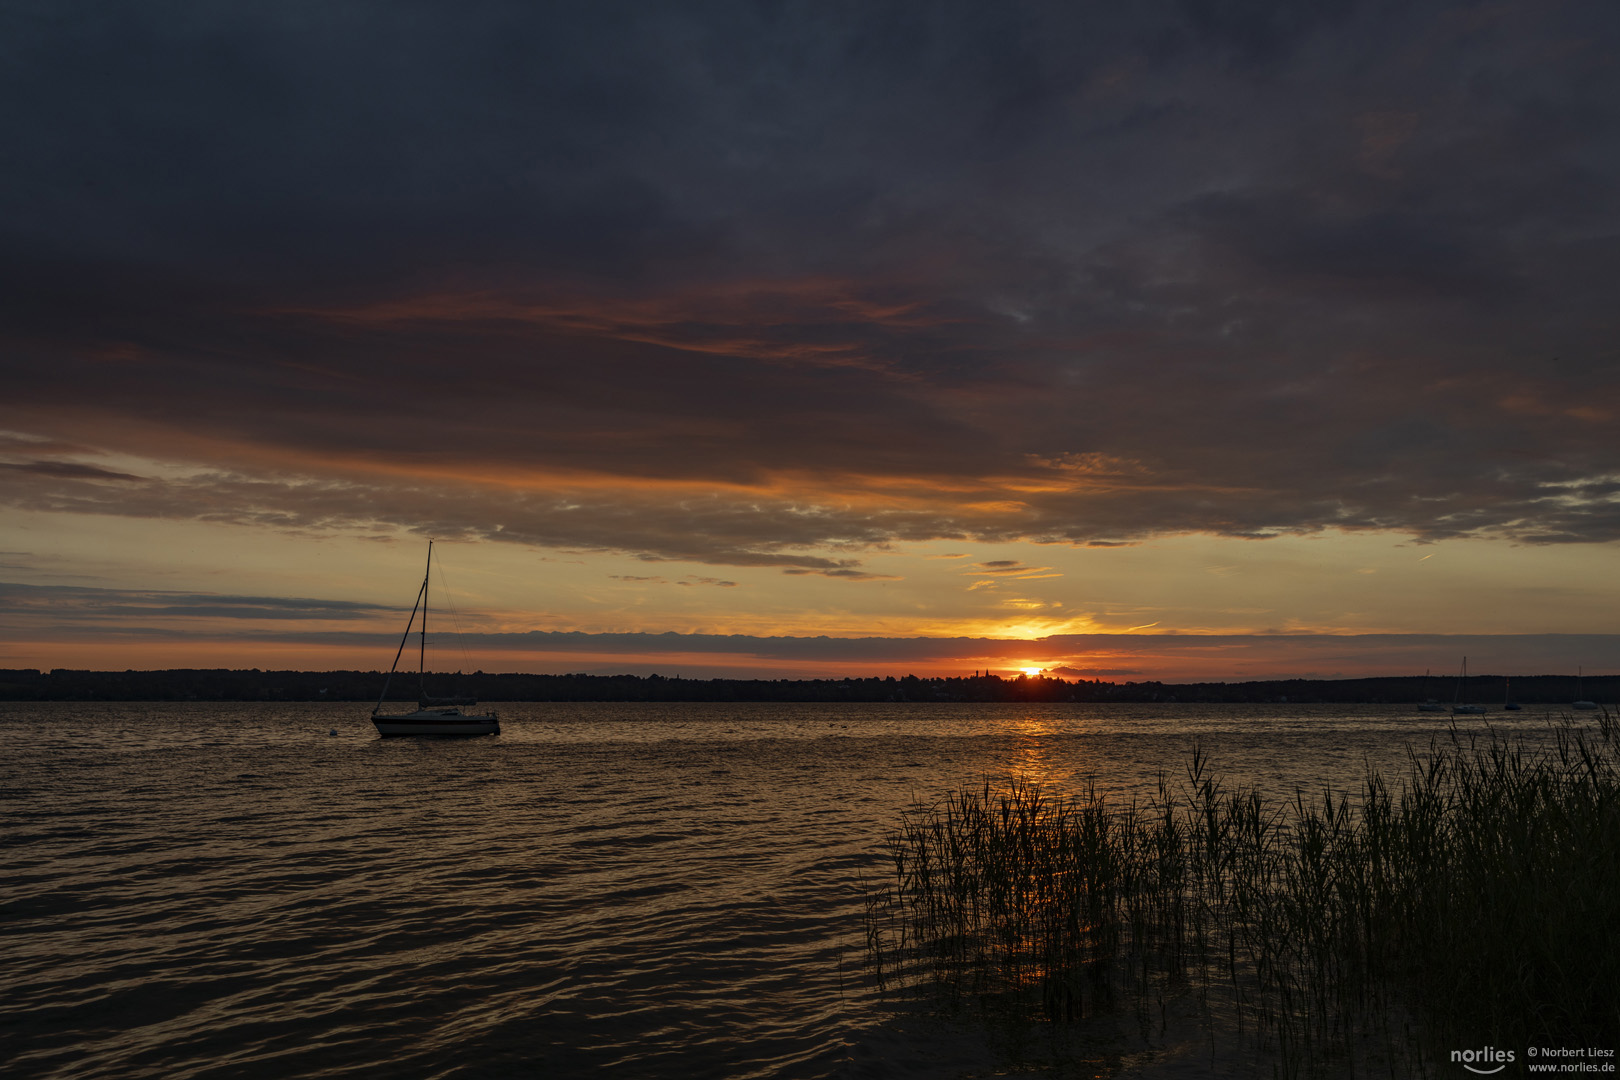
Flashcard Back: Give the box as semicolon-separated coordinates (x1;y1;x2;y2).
372;541;500;737
1452;656;1485;715
1572;666;1598;710
1416;668;1445;712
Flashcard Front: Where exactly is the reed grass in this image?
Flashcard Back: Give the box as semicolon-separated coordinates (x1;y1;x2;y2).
863;713;1620;1076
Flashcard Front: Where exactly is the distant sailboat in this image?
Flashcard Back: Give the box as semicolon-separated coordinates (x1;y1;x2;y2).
1503;676;1520;711
371;541;500;737
1572;666;1598;711
1452;657;1485;715
1416;668;1447;712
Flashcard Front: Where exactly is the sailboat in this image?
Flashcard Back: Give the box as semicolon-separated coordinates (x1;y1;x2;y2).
1452;657;1485;715
372;542;500;737
1503;676;1521;711
1416;668;1446;712
1572;666;1598;711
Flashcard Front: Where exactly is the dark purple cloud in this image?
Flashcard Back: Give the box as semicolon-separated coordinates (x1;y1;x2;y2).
0;582;396;622
0;460;141;481
1;1;1618;567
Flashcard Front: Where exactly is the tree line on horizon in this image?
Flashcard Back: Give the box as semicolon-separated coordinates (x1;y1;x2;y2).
0;667;1610;704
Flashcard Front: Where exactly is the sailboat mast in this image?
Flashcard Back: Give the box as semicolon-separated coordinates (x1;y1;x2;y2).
421;540;434;702
420;540;432;701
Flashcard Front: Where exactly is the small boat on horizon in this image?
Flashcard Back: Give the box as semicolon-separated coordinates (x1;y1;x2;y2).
1452;657;1485;715
1416;668;1446;712
1569;666;1599;710
372;541;500;737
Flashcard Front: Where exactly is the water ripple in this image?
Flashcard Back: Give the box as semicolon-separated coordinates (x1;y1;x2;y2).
1;700;1564;1078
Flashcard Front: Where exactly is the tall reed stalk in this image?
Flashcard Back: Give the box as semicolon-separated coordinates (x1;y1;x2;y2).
864;713;1620;1077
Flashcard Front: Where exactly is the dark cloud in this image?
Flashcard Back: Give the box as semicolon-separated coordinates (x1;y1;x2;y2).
610;574;739;587
967;561;1057;576
1048;665;1148;677
2;1;1618;562
781;566;902;580
0;460;142;481
0;582;396;622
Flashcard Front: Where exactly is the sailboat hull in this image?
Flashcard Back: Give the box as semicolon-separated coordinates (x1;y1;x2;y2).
372;710;500;737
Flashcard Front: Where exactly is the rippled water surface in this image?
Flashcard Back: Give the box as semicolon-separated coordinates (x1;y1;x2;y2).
1;701;1566;1079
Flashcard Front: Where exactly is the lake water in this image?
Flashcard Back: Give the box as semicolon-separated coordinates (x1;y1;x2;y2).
0;701;1566;1079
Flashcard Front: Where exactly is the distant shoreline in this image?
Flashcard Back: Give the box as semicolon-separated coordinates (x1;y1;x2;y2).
1;668;1611;705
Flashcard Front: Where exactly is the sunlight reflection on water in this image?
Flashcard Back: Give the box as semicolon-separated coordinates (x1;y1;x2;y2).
0;701;1567;1078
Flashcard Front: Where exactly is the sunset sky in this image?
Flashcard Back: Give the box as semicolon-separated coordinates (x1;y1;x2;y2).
4;1;1620;681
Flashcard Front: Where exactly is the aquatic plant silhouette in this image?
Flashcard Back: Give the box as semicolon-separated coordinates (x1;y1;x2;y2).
865;713;1620;1077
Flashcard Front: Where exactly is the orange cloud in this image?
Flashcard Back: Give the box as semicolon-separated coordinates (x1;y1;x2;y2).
283;276;971;375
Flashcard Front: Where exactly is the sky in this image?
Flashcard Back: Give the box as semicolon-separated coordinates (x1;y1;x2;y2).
3;0;1620;681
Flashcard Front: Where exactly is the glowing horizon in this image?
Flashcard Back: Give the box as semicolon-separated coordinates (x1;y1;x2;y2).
3;4;1618;680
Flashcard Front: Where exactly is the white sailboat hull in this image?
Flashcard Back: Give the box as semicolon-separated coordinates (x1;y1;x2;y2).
372;709;500;737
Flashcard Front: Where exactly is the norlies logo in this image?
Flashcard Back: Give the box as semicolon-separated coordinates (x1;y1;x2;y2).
1454;1046;1516;1074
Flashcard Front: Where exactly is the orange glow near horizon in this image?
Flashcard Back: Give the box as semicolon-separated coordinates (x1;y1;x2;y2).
7;628;1619;684
3;637;1077;680
8;502;1620;685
